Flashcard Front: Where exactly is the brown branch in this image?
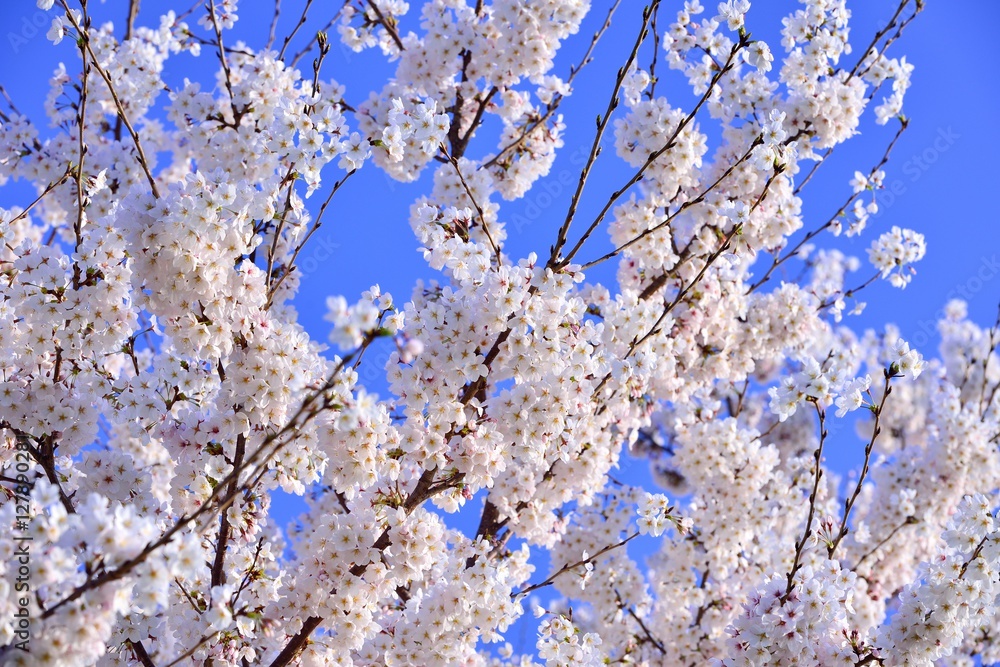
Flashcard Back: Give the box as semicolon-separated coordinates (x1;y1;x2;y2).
512;532;639;599
853;515;917;570
161;632;217;667
265;169;356;306
72;3;91;282
7;167;74;227
848;0;921;80
615;590;666;654
210;432;246;588
58;1;160;197
124;0;141;41
958;533;992;580
266;0;281;49
206;0;243;125
785;401;828;599
581;136;761;271
278;0;315;60
263;166;299;287
817;270;881;311
977;304;1000;420
646;4;660;99
746;118;907;295
455;87;498;156
12;431;76;517
446;48;474;159
793;147;832;196
267;616;323;667
289;16;339;67
39;339;375;620
443;147;502;266
366;0;405;52
267;468;446;667
128;640;156;667
624;168;782;358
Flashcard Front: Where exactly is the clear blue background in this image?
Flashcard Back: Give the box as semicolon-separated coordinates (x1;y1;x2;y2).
1;0;998;655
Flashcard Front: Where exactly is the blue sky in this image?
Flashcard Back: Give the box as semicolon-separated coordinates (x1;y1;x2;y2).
1;0;999;654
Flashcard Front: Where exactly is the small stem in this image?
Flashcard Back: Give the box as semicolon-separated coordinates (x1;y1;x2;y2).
785;401;828;599
443;146;502;267
512;532;639;599
278;0;315;60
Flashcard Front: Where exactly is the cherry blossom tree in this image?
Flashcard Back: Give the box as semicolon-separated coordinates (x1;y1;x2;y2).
1;0;998;666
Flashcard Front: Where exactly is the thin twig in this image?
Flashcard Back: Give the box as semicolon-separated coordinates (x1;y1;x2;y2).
549;1;659;266
746;118;908;295
558;34;749;269
278;0;315;60
265;169;356;306
263;165;299;286
977;304;1000;420
848;0;920;80
8;168;74;227
479;0;622;171
161;633;217;667
853;515;917;570
581;136;761;270
267;466;451;667
793;147;832;196
266;0;282;49
615;589;666;654
289;17;338;67
512;532;639;599
443;147;502;266
72;2;91;271
626;169;781;358
210;431;246;588
818;270;881;311
646;3;660;100
206;0;242;124
39;341;374;620
784;401;828;599
827;371;893;558
58;1;160;197
124;0;140;41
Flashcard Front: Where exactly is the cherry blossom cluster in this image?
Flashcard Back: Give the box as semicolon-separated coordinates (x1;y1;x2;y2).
724;558;861;666
2;0;998;666
877;494;1000;665
535;613;603;667
868;225;927;288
